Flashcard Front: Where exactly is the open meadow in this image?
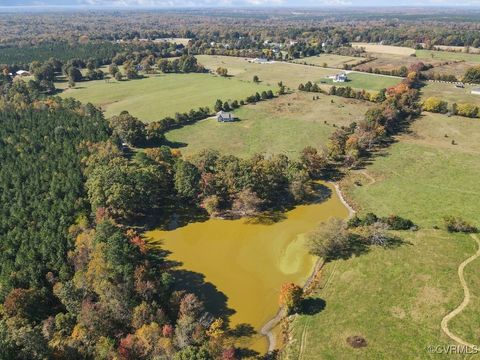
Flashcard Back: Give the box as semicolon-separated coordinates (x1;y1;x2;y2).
285;111;480;359
421;82;480;104
292;54;364;69
416;49;480;63
195;55;338;88
351;42;416;56
165;92;371;159
353;52;440;72
59;73;270;122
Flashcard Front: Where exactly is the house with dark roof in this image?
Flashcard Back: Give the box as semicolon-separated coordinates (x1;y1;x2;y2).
217;111;236;122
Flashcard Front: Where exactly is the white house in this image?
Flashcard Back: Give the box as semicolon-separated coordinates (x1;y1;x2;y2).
248;58;270;64
471;88;480;95
16;70;31;77
330;72;348;83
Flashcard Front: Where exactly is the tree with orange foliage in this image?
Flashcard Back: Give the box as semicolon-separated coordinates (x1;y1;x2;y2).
279;283;303;314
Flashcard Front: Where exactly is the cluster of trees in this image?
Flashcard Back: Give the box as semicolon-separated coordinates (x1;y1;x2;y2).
326;78;421;167
85;145;314;220
157;55;206;74
462;66;480;84
422;72;458;82
329;86;382;103
298;82;386;103
423;97;479;118
348;213;415;230
306;217;401;261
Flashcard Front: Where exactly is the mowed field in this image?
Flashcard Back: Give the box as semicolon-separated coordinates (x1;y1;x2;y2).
421;82;480;104
416;49;480;63
285;112;480;359
351;42;416;56
354;52;440;72
292;54;364;69
322;72;401;92
165;92;371;159
195;55;338;88
59;73;270;122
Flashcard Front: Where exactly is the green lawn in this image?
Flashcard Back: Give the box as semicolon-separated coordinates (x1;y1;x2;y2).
416;50;480;63
285;111;480;359
59;73;270;122
292;54;364;69
321;72;401;92
165;92;372;159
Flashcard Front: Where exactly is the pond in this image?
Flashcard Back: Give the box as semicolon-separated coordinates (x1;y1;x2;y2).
145;183;348;354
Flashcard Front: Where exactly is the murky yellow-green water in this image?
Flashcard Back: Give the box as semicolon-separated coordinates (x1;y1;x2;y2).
145;183;347;353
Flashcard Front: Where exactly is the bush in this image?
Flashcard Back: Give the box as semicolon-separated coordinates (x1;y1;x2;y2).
381;215;415;230
443;216;478;233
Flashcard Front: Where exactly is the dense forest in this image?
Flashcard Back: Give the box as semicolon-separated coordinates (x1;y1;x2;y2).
0;107;110;296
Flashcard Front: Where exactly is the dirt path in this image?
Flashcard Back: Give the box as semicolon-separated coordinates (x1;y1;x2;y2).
360;170;376;185
440;234;480;348
331;182;355;218
261;183;353;354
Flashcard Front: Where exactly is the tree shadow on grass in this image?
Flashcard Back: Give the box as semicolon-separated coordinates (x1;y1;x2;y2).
299;297;326;315
327;234;370;261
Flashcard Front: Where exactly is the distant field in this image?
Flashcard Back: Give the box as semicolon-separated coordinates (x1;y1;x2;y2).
354;52;440;72
352;42;416;56
292;54;364;69
432;45;480;54
421;82;480;104
165;92;371;159
195;55;337;89
59;73;270;122
153;38;191;46
287;111;480;359
422;62;473;80
416;50;480;63
322;72;401;92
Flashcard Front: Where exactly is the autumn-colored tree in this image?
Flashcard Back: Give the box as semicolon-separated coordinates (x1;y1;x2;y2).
279;283;303;314
300;146;327;178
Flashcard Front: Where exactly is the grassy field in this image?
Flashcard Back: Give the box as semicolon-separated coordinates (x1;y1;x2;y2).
322;72;401;92
342;112;480;229
165;92;371;159
59;73;270;122
285;111;480;359
285;230;477;360
352;42;416;56
421;82;480;104
292;54;364;69
195;55;338;89
354;52;440;72
432;45;480;54
416;50;480;63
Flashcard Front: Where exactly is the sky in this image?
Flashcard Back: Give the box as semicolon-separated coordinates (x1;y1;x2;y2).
1;0;479;7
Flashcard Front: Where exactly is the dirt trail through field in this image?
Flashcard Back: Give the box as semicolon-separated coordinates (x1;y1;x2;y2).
440;234;480;348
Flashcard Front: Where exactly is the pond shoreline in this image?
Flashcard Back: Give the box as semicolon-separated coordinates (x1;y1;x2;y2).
260;181;355;354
